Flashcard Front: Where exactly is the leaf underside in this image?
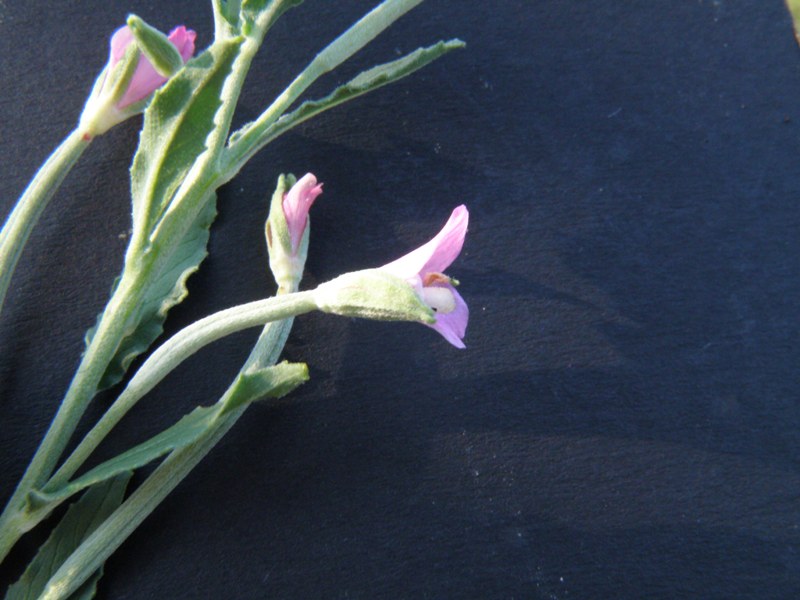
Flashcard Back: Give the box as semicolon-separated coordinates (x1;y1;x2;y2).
86;196;217;390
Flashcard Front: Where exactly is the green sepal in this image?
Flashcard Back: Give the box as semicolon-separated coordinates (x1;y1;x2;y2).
33;362;307;508
103;43;141;105
265;173;295;258
127;14;184;77
225;39;465;172
7;474;132;600
78;43;140;136
315;268;435;324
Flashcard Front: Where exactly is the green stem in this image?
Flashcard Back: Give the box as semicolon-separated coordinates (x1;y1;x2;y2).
222;0;423;176
41;311;297;599
0;273;140;560
47;291;317;489
40;405;244;600
0;128;90;315
0;7;288;560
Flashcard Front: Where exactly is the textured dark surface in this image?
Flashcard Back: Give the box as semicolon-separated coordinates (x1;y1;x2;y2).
2;1;800;598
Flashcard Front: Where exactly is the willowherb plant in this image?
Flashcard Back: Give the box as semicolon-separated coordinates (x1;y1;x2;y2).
0;1;468;597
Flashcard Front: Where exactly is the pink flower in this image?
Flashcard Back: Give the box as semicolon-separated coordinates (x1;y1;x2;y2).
283;173;324;254
109;25;197;108
381;205;469;348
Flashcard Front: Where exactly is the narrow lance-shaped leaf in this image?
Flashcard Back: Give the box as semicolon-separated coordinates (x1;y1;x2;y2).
237;0;303;29
129;37;241;237
7;474;132;600
223;39;464;175
32;362;308;508
226;0;426;163
85;38;242;390
86;194;217;390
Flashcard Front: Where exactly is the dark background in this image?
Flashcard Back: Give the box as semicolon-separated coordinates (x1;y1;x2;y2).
1;1;799;598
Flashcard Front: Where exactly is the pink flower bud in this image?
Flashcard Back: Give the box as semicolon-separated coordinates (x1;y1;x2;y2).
109;25;196;108
282;173;324;255
381;205;469;348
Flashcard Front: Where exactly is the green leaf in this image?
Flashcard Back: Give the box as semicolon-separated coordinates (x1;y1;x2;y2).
130;37;241;236
85;37;243;390
39;407;217;506
35;362;307;507
241;0;303;26
223;360;309;414
65;572;104;600
7;474;131;600
86;196;217;390
788;0;800;45
224;39;464;173
212;0;242;38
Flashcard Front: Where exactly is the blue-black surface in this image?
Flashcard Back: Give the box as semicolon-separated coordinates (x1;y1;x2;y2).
1;1;799;598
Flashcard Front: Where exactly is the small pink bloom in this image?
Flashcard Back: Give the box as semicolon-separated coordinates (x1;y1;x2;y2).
283;173;324;254
109;25;197;108
381;205;469;348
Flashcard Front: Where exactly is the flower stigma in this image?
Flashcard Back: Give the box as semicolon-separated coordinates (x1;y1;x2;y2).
421;285;456;314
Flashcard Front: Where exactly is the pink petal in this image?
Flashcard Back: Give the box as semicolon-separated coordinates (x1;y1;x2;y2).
110;26;135;66
428;284;468;348
168;26;197;63
118;56;165;108
381;205;469;280
282;173;323;254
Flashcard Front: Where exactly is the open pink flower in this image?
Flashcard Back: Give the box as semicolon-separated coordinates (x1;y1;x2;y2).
381;205;469;348
283;173;324;254
109;25;196;108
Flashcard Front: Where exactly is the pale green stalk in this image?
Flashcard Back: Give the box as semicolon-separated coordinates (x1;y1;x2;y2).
41;292;299;600
0;14;273;556
0;129;91;314
48;291;316;489
0;272;140;561
222;0;423;175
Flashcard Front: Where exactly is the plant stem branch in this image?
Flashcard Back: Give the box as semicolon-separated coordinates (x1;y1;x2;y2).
0;129;90;314
47;291;316;489
41;313;298;599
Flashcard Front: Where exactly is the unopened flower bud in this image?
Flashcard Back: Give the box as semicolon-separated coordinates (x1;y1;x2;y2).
265;173;323;293
79;20;196;137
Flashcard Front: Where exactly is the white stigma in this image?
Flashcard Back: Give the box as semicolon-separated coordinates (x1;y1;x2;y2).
421;286;456;314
